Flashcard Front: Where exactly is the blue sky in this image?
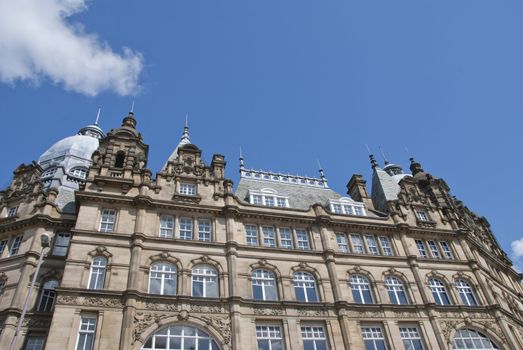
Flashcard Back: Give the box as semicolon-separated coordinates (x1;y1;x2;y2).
1;1;522;268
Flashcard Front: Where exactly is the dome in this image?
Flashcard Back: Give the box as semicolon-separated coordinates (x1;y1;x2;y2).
38;134;100;165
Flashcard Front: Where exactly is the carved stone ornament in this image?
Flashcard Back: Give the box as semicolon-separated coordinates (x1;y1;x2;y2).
146;301;179;312
297;308;328;317
190;303;225;314
353;310;384;318
57;295;123;308
253;306;284;316
440;320;460;343
201;316;232;346
132;312;171;344
22;317;51;328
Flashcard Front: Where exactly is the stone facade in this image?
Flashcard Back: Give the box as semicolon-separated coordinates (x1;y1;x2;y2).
0;111;522;350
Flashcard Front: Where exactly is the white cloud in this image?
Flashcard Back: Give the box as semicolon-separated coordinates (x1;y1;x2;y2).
0;0;143;96
511;238;523;259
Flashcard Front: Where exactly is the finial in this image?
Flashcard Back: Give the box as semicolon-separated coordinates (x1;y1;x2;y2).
378;146;389;165
404;146;412;158
185;113;189;128
130;99;135;113
179;114;190;145
369;154;378;169
95;107;101;125
239;146;245;170
317;159;325;178
409;157;424;175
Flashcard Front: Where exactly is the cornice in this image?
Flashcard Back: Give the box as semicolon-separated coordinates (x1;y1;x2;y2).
0;214;75;233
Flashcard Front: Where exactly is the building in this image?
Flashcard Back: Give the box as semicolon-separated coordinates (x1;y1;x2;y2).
0;110;522;350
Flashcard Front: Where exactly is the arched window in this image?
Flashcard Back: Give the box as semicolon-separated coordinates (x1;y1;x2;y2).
428;277;451;305
88;256;107;290
384;276;409;305
349;274;373;304
142;325;219;350
453;329;499;349
192;265;218;298
37;279;59;312
252;269;278;301
455;279;478;306
293;271;319;302
149;263;177;295
114;151;126;168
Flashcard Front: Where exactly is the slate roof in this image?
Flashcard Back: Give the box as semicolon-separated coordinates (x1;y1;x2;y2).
235;177;342;210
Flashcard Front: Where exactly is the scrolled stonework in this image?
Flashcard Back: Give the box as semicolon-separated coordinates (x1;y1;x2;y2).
440;320;460;343
253;307;284;316
190;303;225;314
297;308;328;317
132;312;171;344
352;310;384;318
145;301;179;312
201;316;232;346
57;295;123;308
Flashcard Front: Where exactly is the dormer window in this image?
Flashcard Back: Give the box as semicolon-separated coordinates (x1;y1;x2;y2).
180;182;197;196
328;198;366;216
248;189;289;208
7;206;18;218
415;210;429;222
41;167;57;179
69;167;87;180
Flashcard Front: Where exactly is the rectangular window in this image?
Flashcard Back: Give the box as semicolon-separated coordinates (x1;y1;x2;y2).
343;205;354;215
399;326;424;350
179;183;196;196
52;233;71;256
427;240;441;259
262;226;276;248
331;204;342;214
159;215;174;238
276;197;287;208
251;195;263;205
256;325;284;350
361;326;387;350
9;236;22;256
25;336;45;350
439;241;454;259
365;235;379;255
264;196;275;207
379;236;393;256
415;240;428;258
198;219;212;242
415;210;429;222
99;209;116;233
354;206;365;216
279;227;293;249
245;224;259;246
296;229;310;250
336;233;349;253
7;206;18;217
351;234;364;254
76;316;97;350
301;325;328;350
179;218;193;240
0;239;8;256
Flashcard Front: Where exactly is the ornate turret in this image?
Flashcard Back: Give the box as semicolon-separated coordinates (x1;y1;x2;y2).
87;110;150;193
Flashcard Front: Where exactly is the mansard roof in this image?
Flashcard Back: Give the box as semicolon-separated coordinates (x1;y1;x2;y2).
235;168;343;210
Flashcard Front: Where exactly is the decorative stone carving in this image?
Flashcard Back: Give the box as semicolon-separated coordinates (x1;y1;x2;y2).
253;307;284;316
145;301;179;312
22;317;51;328
201;316;232;346
190;303;224;314
440;320;460;343
57;295;123;308
132;312;171;344
297;309;328;317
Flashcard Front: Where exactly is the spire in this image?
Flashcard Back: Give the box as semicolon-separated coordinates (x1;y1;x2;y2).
369;154;378;169
317;159;326;180
379;146;389;165
130;100;135;113
180;113;190;145
95;107;101;125
366;145;379;169
239;146;245;171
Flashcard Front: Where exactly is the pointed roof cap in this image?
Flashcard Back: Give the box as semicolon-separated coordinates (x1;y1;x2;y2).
163;116;193;169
